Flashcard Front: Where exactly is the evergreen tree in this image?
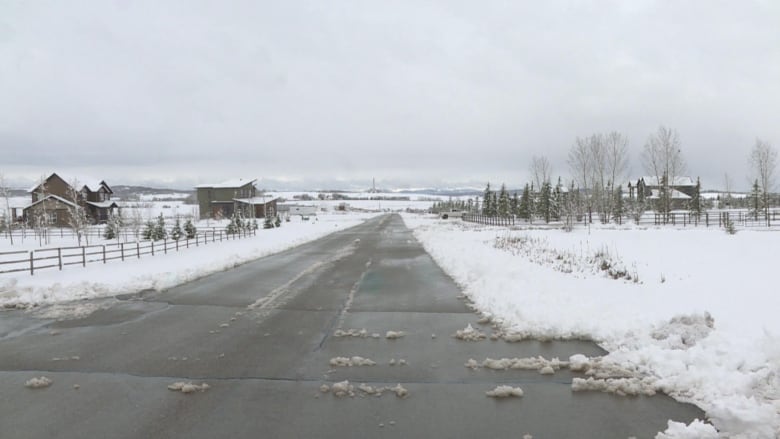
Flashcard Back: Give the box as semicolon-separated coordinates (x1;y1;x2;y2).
184;219;197;239
274;215;282;227
170;217;183;241
263;214;274;229
103;212;122;240
252;219;259;231
226;214;238;234
518;183;531;221
490;192;498;216
474;197;480;214
482;183;492;216
142;220;155;240
510;192;519;216
688;177;702;219
612;185;624;224
497;183;510;217
749;179;762;220
153;213;167;240
538;181;552;223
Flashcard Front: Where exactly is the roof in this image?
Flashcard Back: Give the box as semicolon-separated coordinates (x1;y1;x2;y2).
634;176;695;187
233;197;279;205
85;201;119;208
22;194;79;210
646;188;692;200
28;173;112;194
195;178;257;189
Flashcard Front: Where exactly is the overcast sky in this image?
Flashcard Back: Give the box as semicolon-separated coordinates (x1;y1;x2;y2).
1;0;779;191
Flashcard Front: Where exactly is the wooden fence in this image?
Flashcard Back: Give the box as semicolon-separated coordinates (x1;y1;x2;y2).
0;228;255;276
462;209;780;229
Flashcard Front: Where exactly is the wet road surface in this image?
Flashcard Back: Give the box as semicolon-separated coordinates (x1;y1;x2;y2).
0;214;705;438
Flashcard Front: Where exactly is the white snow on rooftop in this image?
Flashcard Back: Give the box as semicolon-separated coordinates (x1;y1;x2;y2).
195;178;257;189
28;173;109;194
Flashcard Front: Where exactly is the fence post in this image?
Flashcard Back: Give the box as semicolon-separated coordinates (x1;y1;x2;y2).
58;248;62;271
196;234;199;246
151;241;155;256
164;239;167;254
102;245;106;263
176;239;179;251
121;243;125;261
30;251;34;276
137;242;140;258
82;247;86;267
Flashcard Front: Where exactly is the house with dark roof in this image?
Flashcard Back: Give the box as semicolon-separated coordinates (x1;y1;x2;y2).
626;176;697;210
22;173;119;226
195;178;278;219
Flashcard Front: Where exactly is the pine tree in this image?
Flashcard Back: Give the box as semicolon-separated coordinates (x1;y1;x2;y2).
184;219;197;239
226;214;238;234
510;192;519;216
497;183;510;217
749;179;762;220
688;177;702;219
170;218;182;241
263;214;274;229
142;220;155;240
538;181;552;223
153;213;167;240
274;215;282;227
482;183;492;216
103;212;122;240
612;185;624;224
518;184;531;221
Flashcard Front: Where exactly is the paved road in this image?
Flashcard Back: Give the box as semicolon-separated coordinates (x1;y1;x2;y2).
0;214;705;438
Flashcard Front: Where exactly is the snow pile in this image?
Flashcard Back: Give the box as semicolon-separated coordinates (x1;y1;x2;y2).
322;381;408;399
572;377;658;396
452;324;486;341
25;376;52;389
0;213;377;307
385;331;405;339
655;419;719;439
403;215;780;436
485;385;524;398
466;356;569;374
329;356;376;367
167;382;210;393
334;328;369;338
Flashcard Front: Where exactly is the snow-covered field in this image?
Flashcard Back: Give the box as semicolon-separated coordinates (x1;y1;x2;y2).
403;214;780;439
0;213;377;307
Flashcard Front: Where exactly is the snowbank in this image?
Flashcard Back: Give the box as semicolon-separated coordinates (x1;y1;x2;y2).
403;214;780;438
0;213;377;307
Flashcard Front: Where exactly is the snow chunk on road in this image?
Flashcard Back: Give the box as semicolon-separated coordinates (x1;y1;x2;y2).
329;356;376;367
331;380;354;398
334;328;369;338
472;356;568;373
655;419;718;439
572;377;656;396
385;331;405;339
485;385;524;398
167;382;210;393
453;324;486;341
25;376;52;389
390;384;409;398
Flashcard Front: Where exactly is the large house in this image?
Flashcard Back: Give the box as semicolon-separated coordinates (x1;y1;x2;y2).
626;176;697;210
21;173;119;226
195;178;278;219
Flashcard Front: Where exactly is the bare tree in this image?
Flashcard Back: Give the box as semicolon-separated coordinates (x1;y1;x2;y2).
33;174;52;246
568;137;591;220
749;138;777;223
65;179;90;246
604;131;630;219
588;134;608;222
0;173;14;245
530;155;552;192
641;126;686;220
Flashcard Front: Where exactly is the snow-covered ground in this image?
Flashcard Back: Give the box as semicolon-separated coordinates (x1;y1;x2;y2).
403;214;780;439
0;213;377;307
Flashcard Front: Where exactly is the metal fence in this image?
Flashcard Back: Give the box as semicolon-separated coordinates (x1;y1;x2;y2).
0;228;256;276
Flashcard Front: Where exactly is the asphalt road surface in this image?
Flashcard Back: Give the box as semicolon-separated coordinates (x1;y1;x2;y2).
0;214;706;438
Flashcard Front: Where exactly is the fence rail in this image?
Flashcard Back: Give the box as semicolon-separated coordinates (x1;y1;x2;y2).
0;228;256;276
461;209;780;229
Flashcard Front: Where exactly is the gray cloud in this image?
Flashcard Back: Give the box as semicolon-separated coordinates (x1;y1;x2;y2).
1;0;778;190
